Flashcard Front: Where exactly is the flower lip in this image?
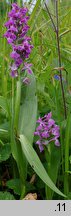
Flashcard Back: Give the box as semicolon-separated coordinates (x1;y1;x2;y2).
55;139;60;147
12;3;20;10
10;51;20;59
23;77;30;85
10;63;18;71
22;63;32;74
10;70;18;78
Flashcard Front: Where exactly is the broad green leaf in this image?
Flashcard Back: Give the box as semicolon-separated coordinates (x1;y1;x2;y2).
45;144;61;199
6;179;35;196
19;134;66;197
0;144;11;162
49;146;61;184
6;179;21;195
11;137;27;184
10;131;27;196
19;73;37;144
11;74;37;186
0;192;15;200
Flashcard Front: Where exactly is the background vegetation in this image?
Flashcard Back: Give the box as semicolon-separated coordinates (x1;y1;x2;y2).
0;0;71;200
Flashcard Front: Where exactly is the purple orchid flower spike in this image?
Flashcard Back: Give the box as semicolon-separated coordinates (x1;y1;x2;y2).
34;112;60;152
4;3;33;82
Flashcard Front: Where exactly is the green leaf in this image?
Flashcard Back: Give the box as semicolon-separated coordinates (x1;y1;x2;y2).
49;146;61;184
0;144;11;162
12;74;37;186
19;134;66;197
11;138;27;184
0;192;15;200
19;73;37;144
10;73;37;189
45;144;61;199
6;179;21;195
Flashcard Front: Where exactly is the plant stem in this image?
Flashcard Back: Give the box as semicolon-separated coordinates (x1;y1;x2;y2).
11;79;14;138
44;2;56;32
12;79;14;117
20;185;26;200
10;78;16;177
45;147;52;200
44;0;67;119
2;38;7;97
14;80;21;134
55;0;67;119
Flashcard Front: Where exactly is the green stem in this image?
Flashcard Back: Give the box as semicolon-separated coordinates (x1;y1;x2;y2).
45;146;52;200
11;79;14;141
44;0;67;119
10;78;17;177
54;85;64;174
14;80;21;134
2;38;7;97
20;185;26;200
10;78;16;156
10;79;26;195
55;0;67;119
11;78;14;129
